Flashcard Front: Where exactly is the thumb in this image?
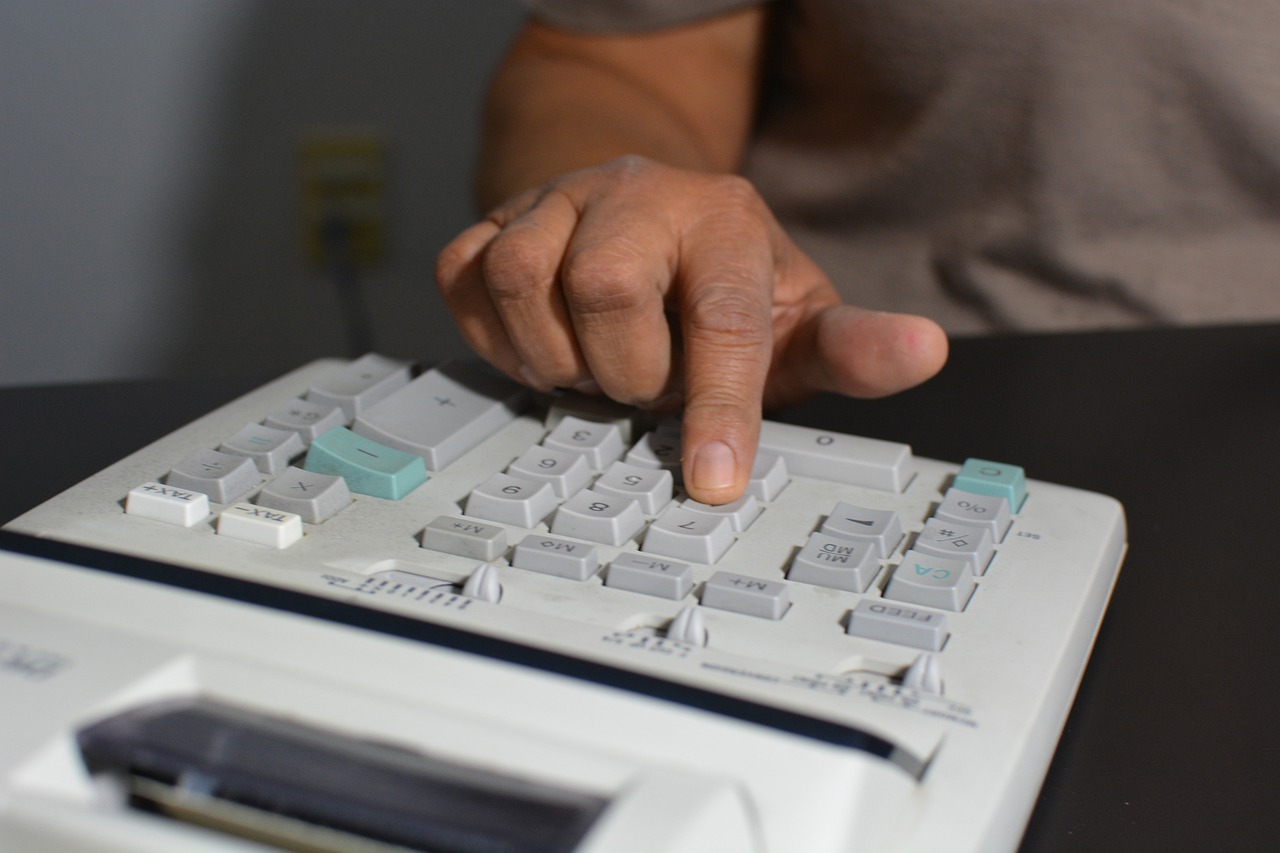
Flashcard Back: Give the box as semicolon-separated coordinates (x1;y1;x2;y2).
768;304;949;407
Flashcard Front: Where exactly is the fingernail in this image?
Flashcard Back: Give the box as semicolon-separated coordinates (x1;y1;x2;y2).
574;379;602;395
690;440;737;493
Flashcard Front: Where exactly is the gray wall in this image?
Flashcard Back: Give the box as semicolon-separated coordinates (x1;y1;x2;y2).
1;1;526;387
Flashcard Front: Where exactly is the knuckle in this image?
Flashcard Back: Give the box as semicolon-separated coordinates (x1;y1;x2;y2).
480;233;555;302
685;284;771;345
554;155;660;197
560;247;654;316
707;174;767;216
685;175;776;248
568;155;671;200
601;154;659;184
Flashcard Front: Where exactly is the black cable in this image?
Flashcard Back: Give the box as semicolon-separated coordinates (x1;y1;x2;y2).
321;212;374;357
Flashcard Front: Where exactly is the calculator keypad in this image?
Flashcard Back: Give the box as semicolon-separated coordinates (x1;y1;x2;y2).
132;361;1030;658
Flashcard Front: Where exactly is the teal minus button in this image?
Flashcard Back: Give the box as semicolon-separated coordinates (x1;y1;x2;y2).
953;458;1027;512
304;427;427;500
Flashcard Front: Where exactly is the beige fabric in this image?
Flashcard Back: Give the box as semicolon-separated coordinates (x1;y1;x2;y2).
523;0;1280;333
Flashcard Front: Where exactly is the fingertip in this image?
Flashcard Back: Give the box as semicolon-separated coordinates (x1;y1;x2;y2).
895;313;950;385
686;439;744;504
680;403;760;504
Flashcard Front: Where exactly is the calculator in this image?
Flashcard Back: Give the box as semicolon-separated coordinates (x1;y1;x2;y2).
0;354;1126;852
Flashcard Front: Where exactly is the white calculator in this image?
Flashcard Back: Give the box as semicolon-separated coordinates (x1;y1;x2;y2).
0;354;1126;853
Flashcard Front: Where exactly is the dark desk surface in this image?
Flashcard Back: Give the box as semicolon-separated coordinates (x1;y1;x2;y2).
4;324;1278;852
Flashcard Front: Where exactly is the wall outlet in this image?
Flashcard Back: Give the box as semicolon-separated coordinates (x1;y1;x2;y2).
299;132;389;266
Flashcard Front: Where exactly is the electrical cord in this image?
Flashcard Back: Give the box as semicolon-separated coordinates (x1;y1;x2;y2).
320;213;375;357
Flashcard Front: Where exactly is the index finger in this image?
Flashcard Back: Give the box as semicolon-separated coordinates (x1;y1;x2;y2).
675;186;777;504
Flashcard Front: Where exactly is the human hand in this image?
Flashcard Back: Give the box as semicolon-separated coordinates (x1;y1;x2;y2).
436;157;947;504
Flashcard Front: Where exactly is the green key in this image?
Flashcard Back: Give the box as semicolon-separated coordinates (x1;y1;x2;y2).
304;427;427;500
953;458;1026;512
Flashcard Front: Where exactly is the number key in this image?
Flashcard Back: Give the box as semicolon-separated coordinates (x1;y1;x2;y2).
643;506;735;564
507;446;593;497
550;489;646;546
465;473;558;527
592;461;674;514
542;416;625;469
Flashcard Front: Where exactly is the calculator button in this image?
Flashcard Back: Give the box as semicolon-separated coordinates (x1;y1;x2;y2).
220;423;306;475
166;448;261;504
934;488;1013;540
757;421;912;492
545;393;640;445
847;600;949;651
420;515;508;562
643;506;735;564
953;458;1027;512
701;571;790;620
550;489;646;546
506;446;593;498
542;416;626;469
746;451;789;502
820;503;904;559
912;518;995;575
125;482;210;527
262;399;347;442
352;364;530;470
306;352;412;419
513;534;600;581
681;493;761;532
466;473;559;528
217;502;303;549
605;552;694;600
624;431;682;477
884;550;976;612
304;427;427;500
788;533;879;593
591;461;674;515
257;467;352;523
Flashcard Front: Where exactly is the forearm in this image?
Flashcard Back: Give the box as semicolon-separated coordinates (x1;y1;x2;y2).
477;46;712;207
475;11;765;209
